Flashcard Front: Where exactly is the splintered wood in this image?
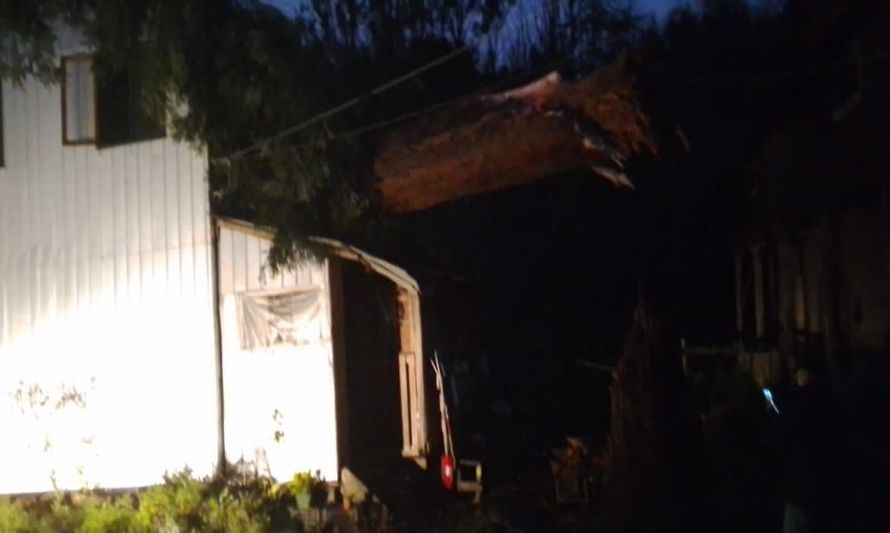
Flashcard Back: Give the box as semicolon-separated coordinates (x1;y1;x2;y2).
374;56;655;212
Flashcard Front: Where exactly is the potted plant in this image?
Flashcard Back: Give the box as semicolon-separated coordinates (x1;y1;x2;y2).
288;471;325;510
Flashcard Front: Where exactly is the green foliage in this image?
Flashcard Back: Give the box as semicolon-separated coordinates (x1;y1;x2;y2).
0;469;306;533
135;470;206;531
0;0;82;84
134;468;304;533
75;495;141;533
0;0;517;267
42;496;87;532
0;497;39;533
285;471;322;495
0;0;649;267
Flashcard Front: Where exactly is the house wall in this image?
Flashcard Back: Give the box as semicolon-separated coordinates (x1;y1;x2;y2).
776;243;796;335
736;205;889;386
0;68;217;490
839;210;890;354
216;221;339;481
801;228;825;336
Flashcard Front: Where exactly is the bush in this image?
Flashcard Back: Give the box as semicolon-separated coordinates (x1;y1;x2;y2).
0;497;39;532
77;495;140;533
0;468;306;533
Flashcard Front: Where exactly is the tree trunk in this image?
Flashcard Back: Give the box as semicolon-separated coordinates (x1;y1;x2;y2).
374;56;654;213
601;297;708;533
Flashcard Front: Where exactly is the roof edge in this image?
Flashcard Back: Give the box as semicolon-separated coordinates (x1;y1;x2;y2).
215;217;419;294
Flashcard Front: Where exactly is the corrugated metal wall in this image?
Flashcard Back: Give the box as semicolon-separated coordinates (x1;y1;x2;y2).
0;69;217;492
216;221;339;481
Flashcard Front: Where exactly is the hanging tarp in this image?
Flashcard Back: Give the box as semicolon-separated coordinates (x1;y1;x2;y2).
236;289;324;350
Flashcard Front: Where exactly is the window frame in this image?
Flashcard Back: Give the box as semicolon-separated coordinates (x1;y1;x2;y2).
61;54;166;148
61;54;98;146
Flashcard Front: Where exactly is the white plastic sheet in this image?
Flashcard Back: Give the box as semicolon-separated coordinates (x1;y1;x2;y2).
236;289;323;350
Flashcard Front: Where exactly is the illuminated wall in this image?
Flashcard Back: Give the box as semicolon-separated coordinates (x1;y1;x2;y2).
0;69;218;491
216;222;339;482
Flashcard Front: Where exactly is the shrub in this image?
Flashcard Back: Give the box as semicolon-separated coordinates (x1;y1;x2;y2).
0;467;306;532
0;497;39;533
76;495;141;533
134;471;206;531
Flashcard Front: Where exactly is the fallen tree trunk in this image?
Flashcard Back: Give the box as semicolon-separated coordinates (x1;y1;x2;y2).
374;56;655;213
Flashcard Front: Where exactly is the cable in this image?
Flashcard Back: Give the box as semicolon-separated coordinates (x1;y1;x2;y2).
325;48;890;150
214;45;471;164
224;59;567;161
212;6;557;165
213;6;890;164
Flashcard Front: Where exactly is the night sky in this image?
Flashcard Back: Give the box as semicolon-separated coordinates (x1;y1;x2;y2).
637;0;686;20
263;0;687;22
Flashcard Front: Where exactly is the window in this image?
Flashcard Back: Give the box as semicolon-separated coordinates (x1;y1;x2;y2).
95;63;165;146
62;55;165;146
62;56;96;144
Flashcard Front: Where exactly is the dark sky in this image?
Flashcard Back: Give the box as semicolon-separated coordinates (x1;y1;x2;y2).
263;0;686;22
637;0;685;20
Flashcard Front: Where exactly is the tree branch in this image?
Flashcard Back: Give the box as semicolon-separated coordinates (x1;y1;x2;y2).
374;55;655;213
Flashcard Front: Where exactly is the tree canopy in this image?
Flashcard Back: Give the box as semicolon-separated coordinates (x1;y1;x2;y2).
1;0;884;269
0;0;653;264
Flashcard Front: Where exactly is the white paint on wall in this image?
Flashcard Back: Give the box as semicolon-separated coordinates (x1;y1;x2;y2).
217;222;339;482
0;73;217;493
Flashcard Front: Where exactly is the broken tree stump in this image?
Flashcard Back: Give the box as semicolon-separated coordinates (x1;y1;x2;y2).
601;301;709;533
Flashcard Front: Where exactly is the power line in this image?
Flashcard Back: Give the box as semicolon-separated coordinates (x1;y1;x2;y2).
226;59;566;161
214;45;471;164
217;43;890;168
225;47;890;161
212;10;890;165
212;6;556;165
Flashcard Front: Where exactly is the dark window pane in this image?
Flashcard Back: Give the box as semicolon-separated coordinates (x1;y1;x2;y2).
96;65;164;147
96;68;129;145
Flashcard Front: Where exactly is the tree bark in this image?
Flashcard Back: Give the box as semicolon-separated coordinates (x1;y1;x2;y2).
601;298;709;533
374;56;654;213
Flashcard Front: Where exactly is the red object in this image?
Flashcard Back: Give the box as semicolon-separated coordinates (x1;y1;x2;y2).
441;455;455;490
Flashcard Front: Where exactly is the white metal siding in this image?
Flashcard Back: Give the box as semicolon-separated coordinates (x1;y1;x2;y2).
0;74;217;493
217;222;339;481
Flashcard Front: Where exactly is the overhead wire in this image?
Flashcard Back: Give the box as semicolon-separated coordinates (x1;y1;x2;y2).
214;45;471;164
211;4;557;165
226;58;569;160
213;2;890;165
222;47;890;162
